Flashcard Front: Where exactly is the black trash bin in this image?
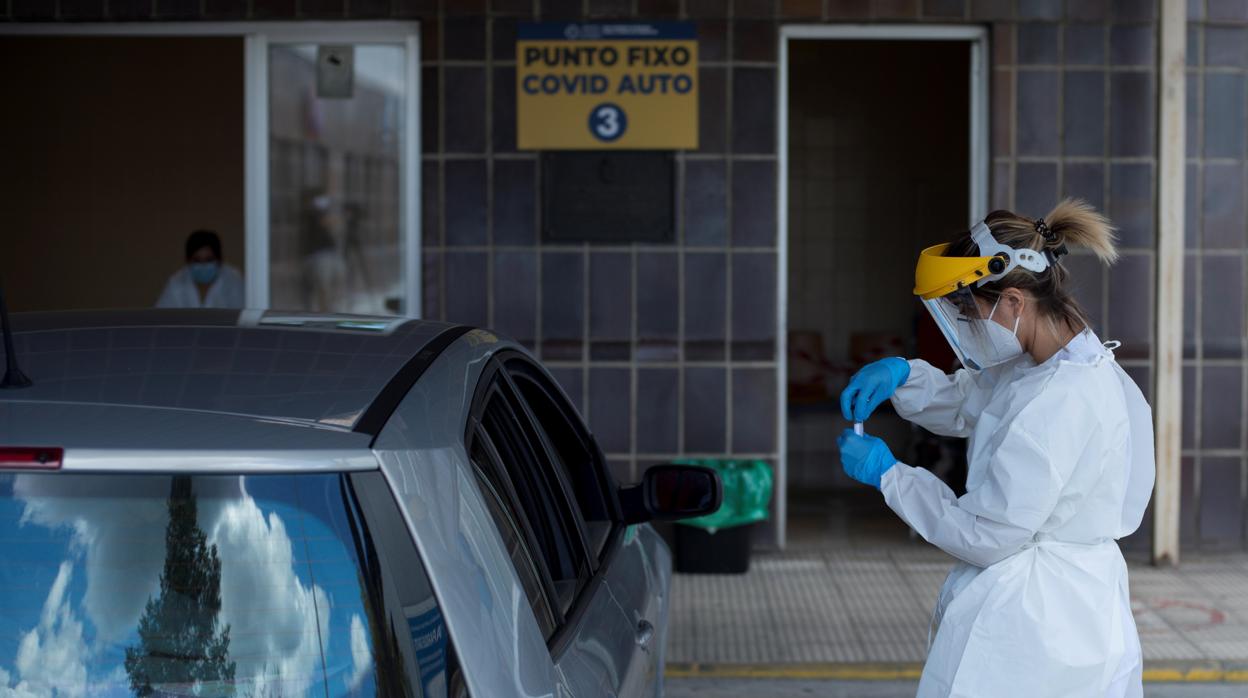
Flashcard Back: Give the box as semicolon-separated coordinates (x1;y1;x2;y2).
671;459;773;575
675;522;754;574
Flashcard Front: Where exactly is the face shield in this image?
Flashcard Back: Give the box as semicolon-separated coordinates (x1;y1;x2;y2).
914;221;1049;374
921;290;1021;373
920;290;973;367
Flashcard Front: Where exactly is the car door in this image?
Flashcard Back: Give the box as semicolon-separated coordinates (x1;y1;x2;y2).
465;364;592;694
499;355;667;698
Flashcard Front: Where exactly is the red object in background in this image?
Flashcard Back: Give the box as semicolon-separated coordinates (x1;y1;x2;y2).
788;330;849;404
849;331;905;370
0;447;63;470
915;309;959;373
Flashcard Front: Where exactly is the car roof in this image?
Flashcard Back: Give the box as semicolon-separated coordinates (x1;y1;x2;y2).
0;309;469;450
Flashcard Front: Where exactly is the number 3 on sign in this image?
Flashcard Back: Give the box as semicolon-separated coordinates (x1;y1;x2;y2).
588;103;627;142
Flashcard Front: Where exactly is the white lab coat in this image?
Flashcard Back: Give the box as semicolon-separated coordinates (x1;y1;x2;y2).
883;330;1154;698
155;264;246;309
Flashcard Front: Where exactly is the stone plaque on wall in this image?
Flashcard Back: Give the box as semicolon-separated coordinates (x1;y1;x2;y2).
541;151;674;243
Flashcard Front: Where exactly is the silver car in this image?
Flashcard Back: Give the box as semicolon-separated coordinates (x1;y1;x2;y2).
0;309;719;698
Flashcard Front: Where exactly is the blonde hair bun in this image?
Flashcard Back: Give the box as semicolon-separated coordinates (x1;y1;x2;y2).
1042;198;1119;265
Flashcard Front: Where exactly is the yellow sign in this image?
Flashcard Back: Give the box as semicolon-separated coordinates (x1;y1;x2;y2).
516;22;698;150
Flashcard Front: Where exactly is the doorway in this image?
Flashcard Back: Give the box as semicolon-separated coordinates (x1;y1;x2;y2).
0;23;421;317
778;26;988;549
0;37;245;312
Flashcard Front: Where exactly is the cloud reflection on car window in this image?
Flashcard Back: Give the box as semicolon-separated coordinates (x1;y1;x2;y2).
0;473;380;698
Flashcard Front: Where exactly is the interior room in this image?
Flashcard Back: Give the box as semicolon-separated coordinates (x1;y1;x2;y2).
785;39;972;547
0;37;245;312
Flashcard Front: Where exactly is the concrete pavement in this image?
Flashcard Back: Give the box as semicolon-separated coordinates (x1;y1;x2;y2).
667;547;1248;669
663;494;1248;689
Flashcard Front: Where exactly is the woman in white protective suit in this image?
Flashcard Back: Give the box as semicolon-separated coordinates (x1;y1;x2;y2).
837;199;1155;698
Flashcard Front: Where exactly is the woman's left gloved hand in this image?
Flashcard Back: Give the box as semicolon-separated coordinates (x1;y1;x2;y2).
838;429;899;490
840;357;910;422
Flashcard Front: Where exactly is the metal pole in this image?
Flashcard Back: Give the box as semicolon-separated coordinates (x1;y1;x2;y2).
0;281;32;389
1153;0;1186;566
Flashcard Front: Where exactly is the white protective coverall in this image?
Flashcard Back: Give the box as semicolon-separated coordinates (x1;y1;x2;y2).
155;264;246;309
883;329;1155;697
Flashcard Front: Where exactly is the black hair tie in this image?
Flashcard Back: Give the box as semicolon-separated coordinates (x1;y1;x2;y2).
1034;217;1068;263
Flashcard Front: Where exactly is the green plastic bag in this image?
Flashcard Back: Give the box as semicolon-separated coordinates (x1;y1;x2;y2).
674;459;773;533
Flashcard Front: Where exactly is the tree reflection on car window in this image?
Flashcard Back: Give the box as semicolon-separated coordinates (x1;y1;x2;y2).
124;476;236;696
0;472;418;698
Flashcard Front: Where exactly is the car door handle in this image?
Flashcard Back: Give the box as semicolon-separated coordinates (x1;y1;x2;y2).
635;619;655;649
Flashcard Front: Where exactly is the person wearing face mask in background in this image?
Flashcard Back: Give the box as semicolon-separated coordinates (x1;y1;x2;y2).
838;199;1155;698
156;230;245;309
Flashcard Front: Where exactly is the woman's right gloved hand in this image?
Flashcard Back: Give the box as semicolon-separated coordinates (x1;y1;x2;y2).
838;429;899;490
840;357;911;422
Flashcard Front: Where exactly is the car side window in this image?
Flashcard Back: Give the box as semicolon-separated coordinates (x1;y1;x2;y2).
504;357;615;560
476;381;590;617
468;434;559;640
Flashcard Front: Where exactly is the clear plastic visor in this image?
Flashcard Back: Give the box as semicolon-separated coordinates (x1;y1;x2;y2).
921;288;991;372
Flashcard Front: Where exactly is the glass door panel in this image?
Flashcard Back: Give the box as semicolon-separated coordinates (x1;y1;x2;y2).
268;43;405;314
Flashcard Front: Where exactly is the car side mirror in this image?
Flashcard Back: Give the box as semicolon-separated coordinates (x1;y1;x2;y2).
619;464;722;524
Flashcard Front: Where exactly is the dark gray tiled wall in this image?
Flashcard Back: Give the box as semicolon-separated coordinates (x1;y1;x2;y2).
415;0;783;488
493;250;538;345
1183;4;1248;552
1199;457;1244;547
589;252;632;359
685;252;727;360
1178;4;1248;551
991;0;1160;552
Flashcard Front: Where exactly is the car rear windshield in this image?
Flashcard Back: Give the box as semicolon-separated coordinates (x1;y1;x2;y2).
0;471;448;698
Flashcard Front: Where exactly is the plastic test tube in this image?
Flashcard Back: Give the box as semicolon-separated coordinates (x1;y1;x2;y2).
854;422;864;436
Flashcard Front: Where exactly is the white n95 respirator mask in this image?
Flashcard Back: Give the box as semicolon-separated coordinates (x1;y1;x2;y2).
923;292;1023;372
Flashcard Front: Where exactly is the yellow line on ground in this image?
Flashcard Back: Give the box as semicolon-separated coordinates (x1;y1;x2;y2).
665;663;1248;683
664;664;923;681
1142;668;1248;682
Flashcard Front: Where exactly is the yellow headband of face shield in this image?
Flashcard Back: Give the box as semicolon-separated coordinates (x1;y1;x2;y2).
912;243;1006;300
915;221;1054;300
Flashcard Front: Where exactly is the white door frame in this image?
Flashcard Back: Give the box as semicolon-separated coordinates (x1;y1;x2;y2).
777;24;989;548
3;22;423;316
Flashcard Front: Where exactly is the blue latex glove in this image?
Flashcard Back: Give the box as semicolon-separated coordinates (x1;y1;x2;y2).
838;429;899;490
840;357;911;422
